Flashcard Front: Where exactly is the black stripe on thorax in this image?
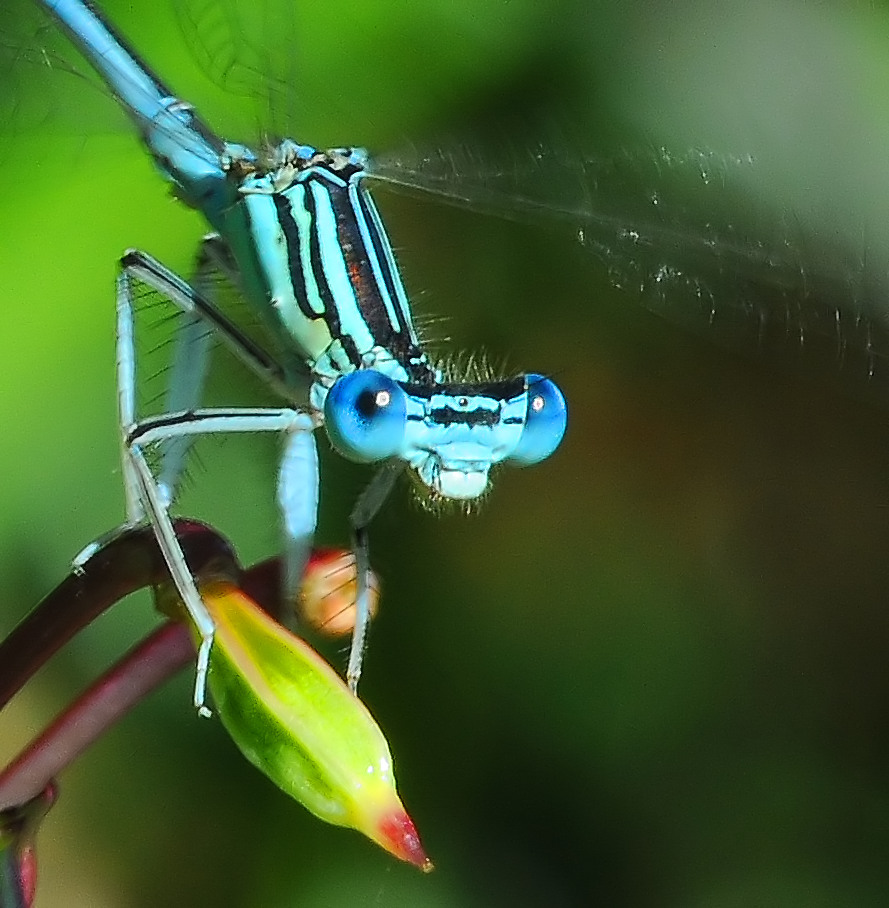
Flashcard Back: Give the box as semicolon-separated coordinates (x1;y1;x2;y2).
328;184;426;373
271;192;313;322
353;188;412;338
327;188;395;342
271;185;362;368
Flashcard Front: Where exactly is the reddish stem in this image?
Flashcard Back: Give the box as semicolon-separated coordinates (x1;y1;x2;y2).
0;623;192;810
0;522;242;811
0;521;237;711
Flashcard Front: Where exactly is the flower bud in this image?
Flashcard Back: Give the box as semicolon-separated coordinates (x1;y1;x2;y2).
196;581;431;870
299;549;380;636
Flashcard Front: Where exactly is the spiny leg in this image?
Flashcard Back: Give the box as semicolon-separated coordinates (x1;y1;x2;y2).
124;406;317;711
122;248;318;594
121;248;293;399
118;246;293;517
116;267;143;525
156;237;247;507
116;250;318;711
155;312;212;509
126;248;324;622
345;462;402;692
126;440;216;717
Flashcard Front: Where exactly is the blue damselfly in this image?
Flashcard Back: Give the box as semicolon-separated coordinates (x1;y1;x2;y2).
6;0;567;711
5;3;889;900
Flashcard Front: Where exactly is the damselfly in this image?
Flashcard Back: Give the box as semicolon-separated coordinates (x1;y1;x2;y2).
13;0;567;711
4;3;889;900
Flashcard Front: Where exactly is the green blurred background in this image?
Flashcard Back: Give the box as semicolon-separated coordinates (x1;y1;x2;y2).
3;0;889;905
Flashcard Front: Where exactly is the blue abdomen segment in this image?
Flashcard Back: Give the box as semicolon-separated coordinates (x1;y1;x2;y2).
40;0;230;207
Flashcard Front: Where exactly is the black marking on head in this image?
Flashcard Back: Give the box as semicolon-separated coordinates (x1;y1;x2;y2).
401;376;526;401
428;406;501;427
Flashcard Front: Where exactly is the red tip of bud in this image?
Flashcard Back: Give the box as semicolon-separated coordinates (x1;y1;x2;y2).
376;809;434;872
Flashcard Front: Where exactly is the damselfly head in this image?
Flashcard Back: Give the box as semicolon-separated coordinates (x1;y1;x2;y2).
323;369;567;505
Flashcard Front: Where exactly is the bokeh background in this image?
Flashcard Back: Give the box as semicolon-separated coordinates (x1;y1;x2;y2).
2;0;889;905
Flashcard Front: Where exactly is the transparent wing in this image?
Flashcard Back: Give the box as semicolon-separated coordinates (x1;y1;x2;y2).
0;0;126;136
368;137;889;388
9;0;889;393
172;0;299;138
0;0;231;172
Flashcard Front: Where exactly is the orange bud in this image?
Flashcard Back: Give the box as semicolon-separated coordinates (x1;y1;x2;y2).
298;549;380;637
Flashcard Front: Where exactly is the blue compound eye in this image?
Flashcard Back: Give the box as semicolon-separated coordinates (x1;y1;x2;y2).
324;370;408;463
509;374;567;466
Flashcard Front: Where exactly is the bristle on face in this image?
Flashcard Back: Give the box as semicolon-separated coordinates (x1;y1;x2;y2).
435;350;509;384
408;471;491;516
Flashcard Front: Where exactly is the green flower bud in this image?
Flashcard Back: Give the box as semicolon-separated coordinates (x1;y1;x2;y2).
196;580;431;870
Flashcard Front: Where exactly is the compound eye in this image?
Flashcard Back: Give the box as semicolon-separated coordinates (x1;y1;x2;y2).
508;374;567;466
324;370;408;463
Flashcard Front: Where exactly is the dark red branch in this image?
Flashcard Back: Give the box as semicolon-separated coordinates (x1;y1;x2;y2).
0;521;238;711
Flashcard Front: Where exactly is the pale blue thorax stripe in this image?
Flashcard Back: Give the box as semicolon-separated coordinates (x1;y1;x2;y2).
360;187;418;342
288;183;328;317
347;182;408;338
242;190;331;364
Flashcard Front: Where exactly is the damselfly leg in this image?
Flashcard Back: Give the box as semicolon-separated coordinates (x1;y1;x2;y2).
116;250;322;710
346;462;401;689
